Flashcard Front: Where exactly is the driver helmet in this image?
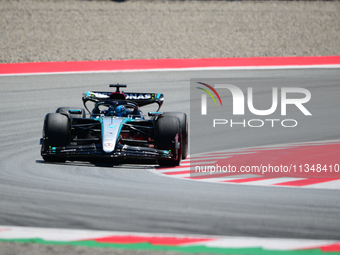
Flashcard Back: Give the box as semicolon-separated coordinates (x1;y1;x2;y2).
115;105;127;117
107;105;115;116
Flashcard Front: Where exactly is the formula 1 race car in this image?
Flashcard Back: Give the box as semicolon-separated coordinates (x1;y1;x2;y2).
40;84;188;166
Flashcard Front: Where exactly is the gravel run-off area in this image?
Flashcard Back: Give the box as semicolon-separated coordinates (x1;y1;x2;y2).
0;0;339;63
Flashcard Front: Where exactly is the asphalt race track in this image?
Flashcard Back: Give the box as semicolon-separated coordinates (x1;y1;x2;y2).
0;68;340;240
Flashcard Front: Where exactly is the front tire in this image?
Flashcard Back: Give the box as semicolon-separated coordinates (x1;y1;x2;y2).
41;113;70;162
156;116;182;166
162;112;188;159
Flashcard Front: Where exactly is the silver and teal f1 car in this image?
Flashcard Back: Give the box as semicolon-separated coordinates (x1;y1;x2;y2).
40;84;188;166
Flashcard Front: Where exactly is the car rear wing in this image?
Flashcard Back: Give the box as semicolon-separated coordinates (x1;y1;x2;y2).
82;91;164;111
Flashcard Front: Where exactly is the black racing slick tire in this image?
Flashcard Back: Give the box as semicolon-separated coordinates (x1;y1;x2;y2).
56;107;86;118
162;112;188;159
156;116;182;167
41;113;70;162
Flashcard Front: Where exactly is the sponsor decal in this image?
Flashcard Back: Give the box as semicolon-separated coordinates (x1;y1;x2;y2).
125;93;151;100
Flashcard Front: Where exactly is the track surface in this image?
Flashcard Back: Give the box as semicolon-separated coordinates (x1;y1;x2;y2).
0;69;340;240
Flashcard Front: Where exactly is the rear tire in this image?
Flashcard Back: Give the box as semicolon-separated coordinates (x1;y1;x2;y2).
41;113;70;162
162;112;188;159
156;116;182;166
